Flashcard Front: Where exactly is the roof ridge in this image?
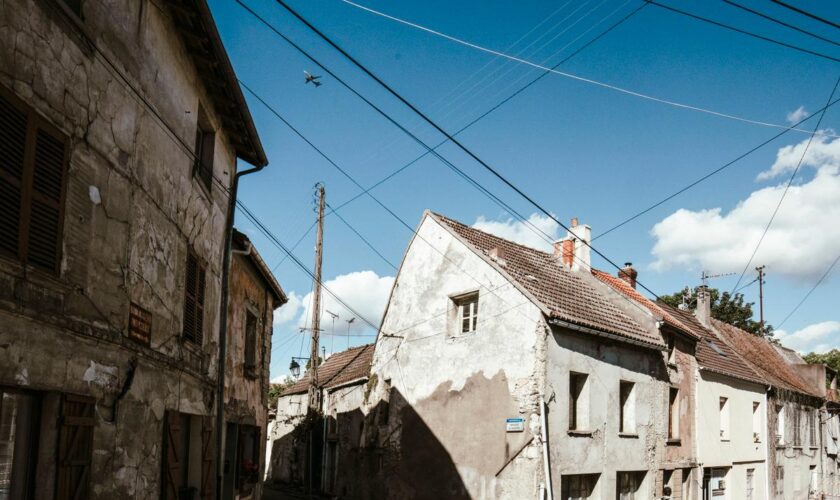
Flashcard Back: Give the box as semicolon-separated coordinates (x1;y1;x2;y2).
430;212;559;257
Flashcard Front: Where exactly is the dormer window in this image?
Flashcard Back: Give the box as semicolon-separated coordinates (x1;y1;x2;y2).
453;292;479;334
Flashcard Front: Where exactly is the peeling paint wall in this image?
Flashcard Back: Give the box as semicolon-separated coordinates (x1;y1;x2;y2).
767;392;822;499
0;0;240;497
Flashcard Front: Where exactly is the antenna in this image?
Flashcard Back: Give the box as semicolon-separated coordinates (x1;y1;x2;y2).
701;270;736;288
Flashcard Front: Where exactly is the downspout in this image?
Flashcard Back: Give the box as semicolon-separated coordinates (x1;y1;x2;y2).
217;162;265;499
540;396;553;500
764;387;771;500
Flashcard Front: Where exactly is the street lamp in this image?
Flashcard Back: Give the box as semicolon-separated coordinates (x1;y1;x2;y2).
289;357;309;379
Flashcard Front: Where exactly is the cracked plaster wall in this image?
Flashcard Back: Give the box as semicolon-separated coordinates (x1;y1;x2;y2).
0;0;240;497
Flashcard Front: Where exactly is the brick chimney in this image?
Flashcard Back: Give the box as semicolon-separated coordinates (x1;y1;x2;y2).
696;285;712;327
618;263;637;289
553;218;591;271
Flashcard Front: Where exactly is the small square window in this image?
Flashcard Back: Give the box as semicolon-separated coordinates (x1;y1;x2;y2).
452;292;478;334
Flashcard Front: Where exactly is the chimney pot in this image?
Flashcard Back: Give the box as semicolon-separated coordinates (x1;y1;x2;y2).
618;263;638;289
696;285;712;327
571;217;579;227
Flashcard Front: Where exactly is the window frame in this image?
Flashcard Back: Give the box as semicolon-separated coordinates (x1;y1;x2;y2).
192;106;215;194
569;372;589;432
719;396;730;441
450;291;479;335
243;308;259;378
182;250;207;346
619;381;635;434
0;85;70;276
668;387;680;440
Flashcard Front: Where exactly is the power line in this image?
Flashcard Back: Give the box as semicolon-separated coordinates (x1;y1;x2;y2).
722;0;840;47
325;201;399;270
770;0;840;31
777;253;840;329
335;0;840;134
731;76;840;292
643;0;840;63
593;95;840;241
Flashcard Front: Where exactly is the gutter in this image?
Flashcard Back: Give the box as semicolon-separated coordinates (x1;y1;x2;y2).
548;318;665;351
216;162;265;499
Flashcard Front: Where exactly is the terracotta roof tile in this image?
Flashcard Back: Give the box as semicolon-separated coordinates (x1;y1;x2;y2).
432;213;662;348
282;344;373;395
711;319;819;397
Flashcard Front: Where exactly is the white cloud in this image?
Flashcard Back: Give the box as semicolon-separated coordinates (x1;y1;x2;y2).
786;105;809;125
777;321;840;354
270;375;295;385
650;135;840;281
284;270;394;334
472;213;560;252
273;291;303;326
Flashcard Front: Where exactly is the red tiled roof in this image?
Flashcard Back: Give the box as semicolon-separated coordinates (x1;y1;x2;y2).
432;213;662;348
663;305;766;385
282;344;374;395
711;319;820;397
592;269;699;340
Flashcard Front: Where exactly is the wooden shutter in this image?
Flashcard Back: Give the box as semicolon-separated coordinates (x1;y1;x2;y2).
200;416;215;500
0;92;27;258
162;411;181;500
27;127;67;273
183;252;206;345
56;395;95;500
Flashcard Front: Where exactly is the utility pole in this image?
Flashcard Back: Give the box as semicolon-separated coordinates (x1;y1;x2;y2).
308;184;325;412
756;265;766;335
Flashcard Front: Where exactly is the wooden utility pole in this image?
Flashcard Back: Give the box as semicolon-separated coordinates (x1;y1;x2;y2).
308;184;325;412
756;265;765;335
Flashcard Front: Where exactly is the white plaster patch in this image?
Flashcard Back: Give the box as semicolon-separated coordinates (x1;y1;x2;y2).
15;368;29;386
83;360;119;391
150;399;164;421
89;185;101;205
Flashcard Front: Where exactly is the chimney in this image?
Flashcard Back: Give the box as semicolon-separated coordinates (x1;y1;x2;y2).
489;246;506;266
696;285;712;327
618;263;638;289
553;218;591;271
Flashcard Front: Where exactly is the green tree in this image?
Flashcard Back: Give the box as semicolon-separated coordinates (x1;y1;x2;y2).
267;376;295;409
659;287;773;337
802;349;840;373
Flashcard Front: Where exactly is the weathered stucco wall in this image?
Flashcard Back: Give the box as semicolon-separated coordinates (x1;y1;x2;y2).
0;0;239;497
768;393;822;499
366;214;547;499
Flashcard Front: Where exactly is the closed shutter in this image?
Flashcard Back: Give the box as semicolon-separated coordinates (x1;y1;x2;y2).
162;411;181;500
182;252;206;345
28;128;67;273
200;416;215;500
56;395;95;500
0;93;27;258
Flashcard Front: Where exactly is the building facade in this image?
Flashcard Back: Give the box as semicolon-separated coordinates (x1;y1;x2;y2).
0;0;266;498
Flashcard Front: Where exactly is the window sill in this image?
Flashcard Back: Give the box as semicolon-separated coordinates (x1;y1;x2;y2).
567;430;593;437
618;432;639;439
792;446;804;450
667;438;682;445
720;438;731;442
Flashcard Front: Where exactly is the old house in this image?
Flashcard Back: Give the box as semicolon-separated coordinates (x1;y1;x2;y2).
711;319;827;499
354;212;696;499
0;0;266;498
224;229;286;500
266;343;374;495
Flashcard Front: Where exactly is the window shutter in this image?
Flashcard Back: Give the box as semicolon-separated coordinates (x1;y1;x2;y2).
56;395;95;500
196;263;205;345
162;411;181;500
27;127;67;273
182;252;206;345
200;416;215;500
0;93;28;258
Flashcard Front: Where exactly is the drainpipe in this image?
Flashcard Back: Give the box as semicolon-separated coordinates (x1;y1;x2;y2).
540;396;554;500
764;387;771;500
217;162;265;499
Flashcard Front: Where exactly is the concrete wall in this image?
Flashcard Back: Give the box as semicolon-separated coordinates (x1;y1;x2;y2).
266;392;308;485
768;393;821;499
366;214;547;499
0;0;238;497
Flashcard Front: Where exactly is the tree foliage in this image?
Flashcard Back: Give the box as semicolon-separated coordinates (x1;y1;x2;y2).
659;287;773;336
802;349;840;373
267;376;296;409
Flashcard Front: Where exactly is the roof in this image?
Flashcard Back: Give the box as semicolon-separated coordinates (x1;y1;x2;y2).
711;319;820;397
283;344;374;395
431;213;663;349
664;305;766;386
233;229;287;304
591;269;699;341
167;0;267;166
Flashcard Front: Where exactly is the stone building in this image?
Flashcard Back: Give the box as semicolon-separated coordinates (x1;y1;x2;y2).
223;230;286;500
0;0;267;498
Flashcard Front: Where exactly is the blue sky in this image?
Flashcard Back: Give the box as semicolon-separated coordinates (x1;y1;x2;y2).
207;0;840;381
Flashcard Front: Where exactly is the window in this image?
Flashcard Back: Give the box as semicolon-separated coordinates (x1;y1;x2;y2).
719;397;730;440
561;474;598;499
619;381;635;434
235;424;261;494
617;471;645;500
752;402;761;443
776;405;785;445
193;107;215;192
710;468;727;497
793;407;802;447
746;468;754;500
182;251;207;345
453;292;479;334
161;411;213;500
0;87;69;275
667;335;676;365
244;310;258;377
776;466;784;495
569;372;589;431
808;409;816;447
669;387;680;440
0;390;40;500
57;395;95;500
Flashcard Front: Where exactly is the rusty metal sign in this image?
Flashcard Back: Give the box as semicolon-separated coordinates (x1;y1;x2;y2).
129;302;152;345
